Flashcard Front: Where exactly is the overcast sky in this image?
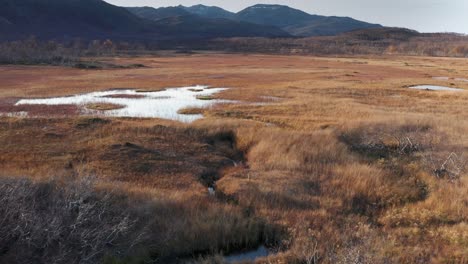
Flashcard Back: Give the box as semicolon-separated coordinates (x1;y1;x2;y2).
104;0;468;34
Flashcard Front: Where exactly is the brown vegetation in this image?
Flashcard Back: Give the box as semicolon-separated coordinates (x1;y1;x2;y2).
209;29;468;57
2;29;467;69
85;103;126;111
196;95;215;100
0;176;279;264
0;53;467;263
178;107;205;115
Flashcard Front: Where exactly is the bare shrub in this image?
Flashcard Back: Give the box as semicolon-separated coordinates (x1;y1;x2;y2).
0;177;139;264
422;148;467;181
0;176;282;263
208;31;468;58
341;121;467;183
0;37;78;65
341;122;434;159
293;229;319;264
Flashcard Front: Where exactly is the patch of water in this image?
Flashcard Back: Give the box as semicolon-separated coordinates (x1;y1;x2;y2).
408;85;464;92
224;246;271;264
15;86;233;122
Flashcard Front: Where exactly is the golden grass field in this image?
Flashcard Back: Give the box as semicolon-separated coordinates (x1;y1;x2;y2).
0;54;467;263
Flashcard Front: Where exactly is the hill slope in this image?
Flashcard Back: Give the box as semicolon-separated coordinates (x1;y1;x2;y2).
127;6;290;38
152;16;289;38
236;4;382;36
182;4;235;20
342;27;421;41
0;0;156;40
126;6;190;21
236;4;316;28
0;0;289;41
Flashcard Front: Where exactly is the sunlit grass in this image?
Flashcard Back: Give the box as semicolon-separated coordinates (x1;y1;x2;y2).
0;54;467;263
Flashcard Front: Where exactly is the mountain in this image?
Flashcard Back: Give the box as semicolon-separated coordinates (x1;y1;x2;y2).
342;27;421;41
0;1;382;41
0;16;12;32
182;5;235;20
284;16;382;36
0;0;156;40
0;0;289;41
126;6;190;21
151;15;288;38
179;4;382;37
236;4;382;36
236;4;315;28
126;6;289;38
0;16;11;25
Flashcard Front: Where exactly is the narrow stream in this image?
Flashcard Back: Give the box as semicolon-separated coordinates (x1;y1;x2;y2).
224;246;271;263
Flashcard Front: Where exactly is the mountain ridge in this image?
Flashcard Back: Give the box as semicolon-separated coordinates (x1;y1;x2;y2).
131;3;383;37
126;6;290;38
234;4;382;36
0;0;289;41
0;0;383;41
181;4;235;19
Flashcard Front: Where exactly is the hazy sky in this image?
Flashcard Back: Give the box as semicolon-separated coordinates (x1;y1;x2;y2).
104;0;468;34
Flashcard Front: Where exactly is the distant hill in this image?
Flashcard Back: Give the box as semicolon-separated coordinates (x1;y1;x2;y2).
175;4;382;37
132;4;381;38
126;6;190;21
0;0;289;41
284;16;382;37
0;1;383;41
0;0;156;40
126;6;290;38
235;4;382;36
152;16;289;38
342;27;421;41
236;4;315;28
0;16;12;32
0;16;11;25
182;4;235;20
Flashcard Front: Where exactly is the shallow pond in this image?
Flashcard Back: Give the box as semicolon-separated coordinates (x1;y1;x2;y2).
224;246;271;263
408;85;464;92
15;85;232;122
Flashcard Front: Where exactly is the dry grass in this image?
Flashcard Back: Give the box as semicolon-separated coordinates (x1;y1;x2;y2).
178;107;205;115
85;103;125;111
196;95;215;100
0;54;467;263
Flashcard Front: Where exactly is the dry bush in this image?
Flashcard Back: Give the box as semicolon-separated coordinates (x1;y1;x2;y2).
0;176;140;264
421;146;467;182
0;176;284;264
340;121;434;158
342;120;467;182
209;32;468;58
0;37;78;65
